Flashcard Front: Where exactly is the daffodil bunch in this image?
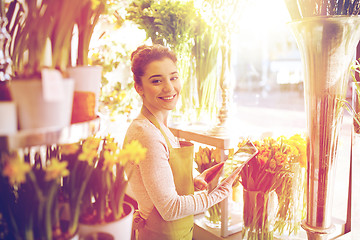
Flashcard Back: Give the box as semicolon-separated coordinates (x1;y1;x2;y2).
58;136;101;238
80;134;147;224
194;146;221;174
0;150;69;240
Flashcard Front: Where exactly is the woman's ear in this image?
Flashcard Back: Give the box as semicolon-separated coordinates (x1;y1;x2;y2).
134;82;144;96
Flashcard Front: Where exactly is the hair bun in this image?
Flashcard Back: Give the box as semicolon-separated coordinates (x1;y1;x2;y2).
131;45;151;61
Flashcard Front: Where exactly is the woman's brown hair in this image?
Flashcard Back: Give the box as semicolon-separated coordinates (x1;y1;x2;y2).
131;44;177;85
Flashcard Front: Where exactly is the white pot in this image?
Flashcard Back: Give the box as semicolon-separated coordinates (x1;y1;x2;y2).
9;78;74;130
67;66;102;114
78;202;134;240
0;101;17;135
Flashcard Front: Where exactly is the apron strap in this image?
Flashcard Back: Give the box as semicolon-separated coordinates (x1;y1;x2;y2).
141;106;173;149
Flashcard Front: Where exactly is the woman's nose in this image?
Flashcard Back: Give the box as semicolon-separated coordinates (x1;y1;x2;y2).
163;79;174;92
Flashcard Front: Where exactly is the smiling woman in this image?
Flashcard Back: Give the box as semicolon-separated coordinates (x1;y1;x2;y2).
135;57;181;118
122;44;240;240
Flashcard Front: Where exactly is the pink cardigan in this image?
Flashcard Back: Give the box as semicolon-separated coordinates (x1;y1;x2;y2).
124;114;232;221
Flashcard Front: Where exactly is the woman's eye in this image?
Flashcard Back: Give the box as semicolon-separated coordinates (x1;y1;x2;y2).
152;79;161;84
171;76;178;81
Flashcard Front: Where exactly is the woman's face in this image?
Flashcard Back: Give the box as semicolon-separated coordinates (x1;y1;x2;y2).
135;57;181;114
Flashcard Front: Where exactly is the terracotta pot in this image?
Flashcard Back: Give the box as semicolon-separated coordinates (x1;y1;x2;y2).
67;66;102;123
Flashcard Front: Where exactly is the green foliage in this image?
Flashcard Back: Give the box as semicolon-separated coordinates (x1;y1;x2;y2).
126;0;221;120
126;0;247;122
90;40;140;118
126;0;197;50
5;0;84;77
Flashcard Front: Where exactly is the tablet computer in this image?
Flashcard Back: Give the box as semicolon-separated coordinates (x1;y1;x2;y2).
208;140;258;194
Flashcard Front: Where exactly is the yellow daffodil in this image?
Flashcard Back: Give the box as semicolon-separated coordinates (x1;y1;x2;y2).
103;150;118;172
78;136;101;165
82;136;101;151
2;153;31;186
78;147;98;166
45;158;69;181
60;143;80;155
121;140;147;164
104;140;119;153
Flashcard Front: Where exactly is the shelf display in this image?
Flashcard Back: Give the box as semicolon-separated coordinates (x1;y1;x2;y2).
0;117;102;239
0;117;100;151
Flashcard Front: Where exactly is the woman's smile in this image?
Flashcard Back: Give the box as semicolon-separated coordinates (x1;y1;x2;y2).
159;94;176;101
137;58;181;117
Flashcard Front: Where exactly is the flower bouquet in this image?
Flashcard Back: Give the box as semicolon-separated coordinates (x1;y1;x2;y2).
78;135;147;227
273;134;307;238
194;146;223;227
237;136;305;240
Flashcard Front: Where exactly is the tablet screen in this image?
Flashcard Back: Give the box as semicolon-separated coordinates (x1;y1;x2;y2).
208;140;258;194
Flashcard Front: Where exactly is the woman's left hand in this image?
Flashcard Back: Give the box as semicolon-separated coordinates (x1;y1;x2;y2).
194;162;224;191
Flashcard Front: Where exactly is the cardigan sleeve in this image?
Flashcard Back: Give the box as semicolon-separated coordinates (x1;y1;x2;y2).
125;117;232;221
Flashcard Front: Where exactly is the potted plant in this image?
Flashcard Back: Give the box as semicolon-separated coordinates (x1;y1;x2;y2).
5;0;78;130
56;137;100;239
0;150;71;239
67;0;110;124
77;134;147;240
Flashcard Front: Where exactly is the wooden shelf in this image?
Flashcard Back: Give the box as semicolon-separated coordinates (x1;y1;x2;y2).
0;117;101;150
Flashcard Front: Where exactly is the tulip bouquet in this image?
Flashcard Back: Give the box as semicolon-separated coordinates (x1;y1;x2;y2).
194;146;223;226
237;134;307;239
273;134;307;237
194;146;221;173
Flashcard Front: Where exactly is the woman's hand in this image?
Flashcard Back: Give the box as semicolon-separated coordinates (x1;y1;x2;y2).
194;162;224;191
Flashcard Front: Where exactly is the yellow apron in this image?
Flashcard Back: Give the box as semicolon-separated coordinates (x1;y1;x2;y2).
136;106;194;240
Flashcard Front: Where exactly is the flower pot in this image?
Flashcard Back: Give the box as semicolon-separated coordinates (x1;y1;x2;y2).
78;202;134;240
0;101;17;135
242;189;278;240
9;78;74;130
290;16;360;239
67;66;102;123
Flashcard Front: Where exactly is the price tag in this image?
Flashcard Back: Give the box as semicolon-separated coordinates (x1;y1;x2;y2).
41;69;65;102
